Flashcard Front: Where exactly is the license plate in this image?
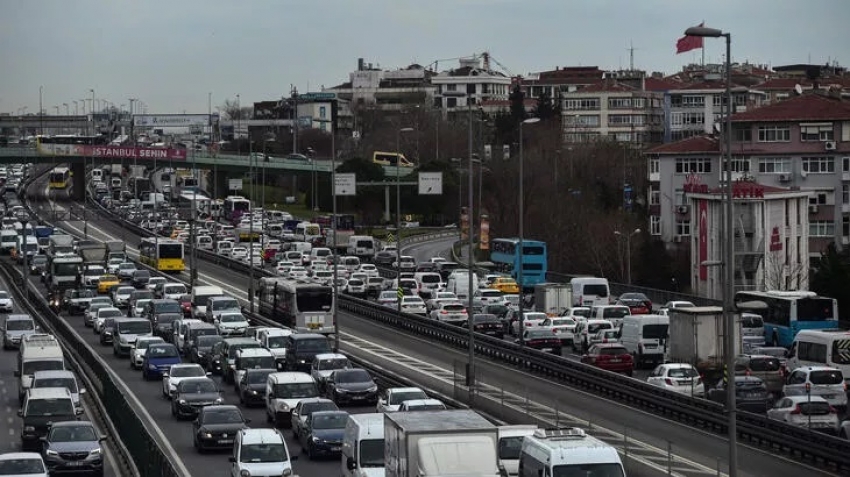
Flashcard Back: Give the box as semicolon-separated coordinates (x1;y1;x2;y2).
541;348;552;352
68;461;83;467
331;446;341;451
218;439;233;444
308;323;320;329
822;394;835;399
610;358;621;363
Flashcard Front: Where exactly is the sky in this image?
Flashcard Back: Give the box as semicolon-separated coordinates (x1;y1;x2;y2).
1;0;848;115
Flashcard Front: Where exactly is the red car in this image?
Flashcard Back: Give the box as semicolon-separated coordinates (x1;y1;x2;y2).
616;292;652;315
178;294;193;317
581;343;634;376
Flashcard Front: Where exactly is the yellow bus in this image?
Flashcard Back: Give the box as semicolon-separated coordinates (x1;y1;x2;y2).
48;167;72;189
139;238;185;272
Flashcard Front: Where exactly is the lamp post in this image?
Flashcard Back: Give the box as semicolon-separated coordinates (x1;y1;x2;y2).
63;103;69;115
685;24;736;477
517;117;540;346
395;127;415;318
614;228;640;285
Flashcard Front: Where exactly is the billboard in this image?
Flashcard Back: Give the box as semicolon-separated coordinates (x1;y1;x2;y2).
698;199;708;281
133;114;212;127
37;143;187;161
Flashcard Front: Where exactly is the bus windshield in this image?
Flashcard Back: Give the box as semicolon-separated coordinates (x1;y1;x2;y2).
296;289;332;312
159;244;183;259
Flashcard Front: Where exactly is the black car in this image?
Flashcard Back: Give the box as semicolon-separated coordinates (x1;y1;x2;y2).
299;410;349;460
40;421;105;475
192;405;249;452
284;333;332;373
373;251;395;266
153;313;180;341
325;369;379;406
171;377;222;419
99;318;117;345
471;314;504;339
29;255;48;275
707;375;773;413
238;368;275;407
132;270;151;288
191;335;224;367
481;304;510;321
143;299;183;321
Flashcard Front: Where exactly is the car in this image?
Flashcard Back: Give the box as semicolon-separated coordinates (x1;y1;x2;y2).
574;319;614;353
470;289;504;311
299;410;349;459
470;313;503;338
376;387;428;413
130;336;165;370
229;428;295;477
215;312;250;336
131;270;151;289
98;318;117;345
734;355;784;395
290;398;339;439
131;299;152;318
581;343;634;376
18;388;80;451
171;377;223;419
91;306;122;330
616;292;653;314
193;405;250;452
66;289;97;315
177;294;193;317
398;398;447;411
325;369;379;405
275;261;295;277
146;276;168;293
2;314;36;349
111;286;135;308
310;353;351;393
106;257;124;274
518;328;563;355
658;300;695;316
238;368;275;407
231;348;276;390
116;262;137;280
707;376;773;413
592;329;620;345
539;317;577;345
646;363;704;396
392;255;417;272
344;279;366;297
767;395;839;432
489;277;519;294
373;251;395;266
783;366;848;411
509;311;548;336
96;274;120;294
399;296;427;315
231;247;248;261
190;334;224;367
40;421;105;476
358;263;379;277
0;290;13;312
426;291;459;311
30;370;85;413
0;452;48;476
162;363;209;399
142;343;182;380
429;302;467;325
751;347;789;370
376;291;397;308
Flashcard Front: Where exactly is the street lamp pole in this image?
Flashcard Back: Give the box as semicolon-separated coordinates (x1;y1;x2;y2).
517;117;540;347
685;25;736;477
330;126;339;351
614;229;640;285
395;127;415;318
466;106;476;389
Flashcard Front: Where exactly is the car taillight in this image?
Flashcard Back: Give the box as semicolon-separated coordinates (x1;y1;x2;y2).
789;405;801;415
665;378;674;386
440;311;448;314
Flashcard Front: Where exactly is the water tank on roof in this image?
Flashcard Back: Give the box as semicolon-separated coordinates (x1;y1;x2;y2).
459;57;481;69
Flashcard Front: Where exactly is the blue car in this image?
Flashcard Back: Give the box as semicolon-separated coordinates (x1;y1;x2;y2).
299;410;349;460
142;343;181;380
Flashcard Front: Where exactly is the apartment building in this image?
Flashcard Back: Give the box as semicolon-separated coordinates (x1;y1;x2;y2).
665;79;767;142
431;55;512;114
324;58;436;111
519;66;604;99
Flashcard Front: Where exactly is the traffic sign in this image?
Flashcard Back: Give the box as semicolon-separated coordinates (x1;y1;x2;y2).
418;172;442;195
228;179;243;191
385;233;395;243
397;287;404;299
335;173;356;196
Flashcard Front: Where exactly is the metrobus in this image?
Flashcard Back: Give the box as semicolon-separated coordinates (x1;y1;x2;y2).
48;167;71;189
734;290;839;347
257;277;334;334
138;238;185;272
223;196;251;223
490;238;548;290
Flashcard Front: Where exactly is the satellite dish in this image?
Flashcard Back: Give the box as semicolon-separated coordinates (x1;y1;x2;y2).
794;84;803;95
713;122;721;134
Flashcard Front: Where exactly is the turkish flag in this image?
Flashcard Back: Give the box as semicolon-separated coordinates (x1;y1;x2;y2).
676;23;705;54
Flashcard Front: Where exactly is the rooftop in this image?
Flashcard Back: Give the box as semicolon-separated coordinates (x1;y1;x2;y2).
647;135;719;154
730;92;850;122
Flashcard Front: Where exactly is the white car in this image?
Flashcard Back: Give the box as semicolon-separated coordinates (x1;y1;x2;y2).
783;366;848;409
117;262;137;279
0;453;48;477
400;296;427;315
429;257;447;264
377;387;428;413
106;258;124;274
231;247;248;261
767;395;839;431
288;266;309;280
358;263;379;277
312;270;333;285
377;291;397;308
146;276;167;292
93;306;123;332
131;336;165;369
392;255;417;271
161;363;207;399
510;312;548;336
426;292;459;311
132;299;151;318
540;317;577;344
243;254;264;267
111;286;135;308
215;311;250;336
230;428;294;477
429;302;467;324
0;290;13;312
345;279;366;296
275;261;295;276
646;363;705;396
658;301;695;316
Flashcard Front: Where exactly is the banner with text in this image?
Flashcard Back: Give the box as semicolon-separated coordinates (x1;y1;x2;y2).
37;143;187;160
133;114;212;127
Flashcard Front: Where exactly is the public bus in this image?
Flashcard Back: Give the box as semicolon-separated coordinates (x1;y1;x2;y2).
48;167;72;189
489;238;548;290
138;238;185;272
223;196;251;223
257;277;334;334
734;290;839;347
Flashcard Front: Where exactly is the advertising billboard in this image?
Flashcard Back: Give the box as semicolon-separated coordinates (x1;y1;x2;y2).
133;114;211;127
479;215;490;250
37;143;187;161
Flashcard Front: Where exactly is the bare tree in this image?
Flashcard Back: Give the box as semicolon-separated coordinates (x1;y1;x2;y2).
221;99;253;120
763;250;809;290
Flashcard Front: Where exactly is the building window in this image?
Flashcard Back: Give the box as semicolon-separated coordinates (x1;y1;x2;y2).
844;157;850;172
843;184;850;205
723;157;750;172
564;98;600;110
843;216;850;237
757;125;791;142
810;221;835;237
682;95;705;108
608;115;644;126
713;95;723;107
675;158;712;174
564;132;600;142
802;157;835;173
800;123;834;142
676;220;692;236
319;122;327;131
466;84;476;95
809;193;827;205
733;126;752;142
319;106;327;119
608;97;646;109
650;189;660;205
567;115;600;127
670;112;683;128
444;84;457;92
446;97;457;108
650;216;661;236
649;158;660;175
682;112;705;125
757;158;791;173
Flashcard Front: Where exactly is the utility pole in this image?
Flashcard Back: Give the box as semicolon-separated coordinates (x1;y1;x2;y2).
291;85;299;154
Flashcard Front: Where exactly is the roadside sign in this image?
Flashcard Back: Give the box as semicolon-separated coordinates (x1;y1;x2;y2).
335;173;356;196
228;179;242;191
397;287;404;299
418;172;442;195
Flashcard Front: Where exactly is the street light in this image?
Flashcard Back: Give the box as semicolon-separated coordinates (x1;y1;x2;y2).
684;24;736;477
395;127;415;318
517;117;540;347
614;228;640;285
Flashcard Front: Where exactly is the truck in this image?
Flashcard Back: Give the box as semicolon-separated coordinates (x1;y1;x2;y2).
667;306;750;385
533;283;573;316
48;235;75;258
384;409;502;477
47;254;83;294
34;226;54;239
77;242;108;266
104;241;126;263
324;228;355;252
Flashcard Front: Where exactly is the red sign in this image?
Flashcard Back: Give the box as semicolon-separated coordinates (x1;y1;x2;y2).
732;182;765;198
38;143;187;161
769;226;783;252
683;173;709;194
698;199;708;281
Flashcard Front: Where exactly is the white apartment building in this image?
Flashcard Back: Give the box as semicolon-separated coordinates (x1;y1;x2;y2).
324;58;436;111
431;55;512;113
665;78;767;142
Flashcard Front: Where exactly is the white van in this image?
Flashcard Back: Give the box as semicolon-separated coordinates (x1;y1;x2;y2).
265;372;319;428
446;270;479;303
741;312;765;338
161;283;187;300
0;230;18;253
290;241;313;254
16;341;65;403
216;240;234;257
498;425;538;477
91;168;104;182
310;247;332;264
341;256;361;273
570;277;610;307
191;285;224;321
341;413;385;477
347;236;377;260
619;314;669;366
788;330;850;384
519;428;624;477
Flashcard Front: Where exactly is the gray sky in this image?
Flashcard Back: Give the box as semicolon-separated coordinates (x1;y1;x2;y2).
2;0;848;115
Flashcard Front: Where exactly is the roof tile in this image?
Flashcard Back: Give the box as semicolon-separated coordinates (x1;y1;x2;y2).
730;93;850;122
647;135;719;154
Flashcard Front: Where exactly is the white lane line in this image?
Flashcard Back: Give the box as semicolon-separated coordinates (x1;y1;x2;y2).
6;417;11;424
7;428;13;436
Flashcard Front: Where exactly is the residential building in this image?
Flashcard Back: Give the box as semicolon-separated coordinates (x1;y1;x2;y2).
431;54;512;114
324;58;436;111
665;77;767;142
519;66;605;99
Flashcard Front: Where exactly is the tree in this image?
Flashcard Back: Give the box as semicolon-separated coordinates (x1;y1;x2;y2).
533;91;557;122
221;99;253;120
762;250;809;291
509;84;527;122
810;242;850;320
331;157;387;224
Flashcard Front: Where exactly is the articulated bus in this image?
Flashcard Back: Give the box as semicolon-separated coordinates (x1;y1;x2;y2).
734;290;839;347
138;238;185;272
489;238;548;290
257;278;334;334
48;167;72;189
223;196;251;223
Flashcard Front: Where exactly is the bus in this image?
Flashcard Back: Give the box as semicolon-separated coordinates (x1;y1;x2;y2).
372;151;414;167
223;196;251;223
734;290;839;347
138;238;185;272
257;278;334;334
127;176;151;200
490;238;548;290
48;167;71;189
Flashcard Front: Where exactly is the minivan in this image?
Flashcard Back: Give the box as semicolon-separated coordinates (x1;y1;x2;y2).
265;372;319;427
519;427;624;477
788;329;850;385
342;413;385;477
618;314;669;367
570;277;610;307
498;425;538;477
191;285;224;321
19;388;81;450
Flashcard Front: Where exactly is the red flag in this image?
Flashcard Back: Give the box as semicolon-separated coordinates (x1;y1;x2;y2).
676;23;705;54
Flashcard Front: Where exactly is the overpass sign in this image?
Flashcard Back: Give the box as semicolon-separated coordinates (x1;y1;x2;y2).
38;143;187;160
133;114;212;127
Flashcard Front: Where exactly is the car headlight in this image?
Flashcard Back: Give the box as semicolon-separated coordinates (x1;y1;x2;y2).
311;436;323;443
250;390;258;395
275;401;290;412
149;364;157;369
214;397;224;404
45;449;59;457
367;385;378;392
24;426;35;432
240;470;251;477
179;399;187;404
89;448;101;456
298;359;306;364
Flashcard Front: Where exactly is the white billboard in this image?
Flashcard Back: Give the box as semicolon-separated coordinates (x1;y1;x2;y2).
134;114;211;127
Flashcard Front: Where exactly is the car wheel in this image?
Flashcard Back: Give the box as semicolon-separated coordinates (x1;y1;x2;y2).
626;370;634;377
171;403;177;417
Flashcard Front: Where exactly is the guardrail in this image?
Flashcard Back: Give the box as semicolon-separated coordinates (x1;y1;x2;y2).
83;188;850;473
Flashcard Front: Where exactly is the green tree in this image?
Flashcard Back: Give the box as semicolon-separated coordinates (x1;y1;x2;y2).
533;90;557;122
509;84;527;122
810;242;850;321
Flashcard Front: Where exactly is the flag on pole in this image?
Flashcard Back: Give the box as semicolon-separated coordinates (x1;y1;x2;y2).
676;22;705;54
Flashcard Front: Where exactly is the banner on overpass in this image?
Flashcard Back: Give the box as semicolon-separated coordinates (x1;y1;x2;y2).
133;114;212;127
37;143;187;160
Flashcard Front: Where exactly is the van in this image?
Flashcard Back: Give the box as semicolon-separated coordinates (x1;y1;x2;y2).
196;235;213;250
346;236;377;260
216;240;234;256
783;366;848;410
414;272;443;299
341;256;361;273
110;177;122;189
290;242;312;254
30;369;85;412
18;387;80;450
342;413;385;477
230;428;295;477
569;277;610;307
191;285;224;321
310;247;332;264
0;230;18;253
518;428;624;477
91;168;104;182
498;425;538;477
16;339;65;403
171;318;205;353
788;329;850;385
446;270;479;303
265;372;319;427
207;295;241;322
618;314;669;367
372;151;413;167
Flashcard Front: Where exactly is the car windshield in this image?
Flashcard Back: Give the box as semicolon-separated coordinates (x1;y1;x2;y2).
527;329;556;339
221;314;246;323
178;380;217;393
240;443;288;463
33;377;77;392
197;336;222;348
26;398;74;417
274;383;317;399
0;457;45;475
603;307;630;318
247;370;273;384
303;401;338;415
335;370;372;384
213;299;239;310
239;357;275;369
380;293;396;300
748;358;781;372
137;339;163;350
318;358;349;370
203;408;244;424
499;436;524;460
359;439;384;467
23;360;64;374
389;390;427;405
117;287;135;295
171;366;205;378
667;367;698;378
298;339;331;353
810;370;843;385
119;321;151;334
49;425;97;442
6;320;33;331
0;292;8;299
148;345;178;357
100;309;123;318
132;291;154;300
587;323;612;334
552;463;624;477
312;413;348;430
266;336;287;349
552;319;575;327
473;314;498;323
154;302;181;313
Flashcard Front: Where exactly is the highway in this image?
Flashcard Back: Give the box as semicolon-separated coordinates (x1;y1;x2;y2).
25;171;841;477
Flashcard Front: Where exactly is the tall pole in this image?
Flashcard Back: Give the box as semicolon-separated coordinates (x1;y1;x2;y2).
292;86;299;154
74;101;78;116
39;86;43;136
236;94;241;156
249;142;255;313
518;122;525;347
396;129;402;318
331;125;339;351
466;106;475;389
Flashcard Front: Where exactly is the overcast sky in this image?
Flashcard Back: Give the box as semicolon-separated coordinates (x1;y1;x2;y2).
2;0;848;115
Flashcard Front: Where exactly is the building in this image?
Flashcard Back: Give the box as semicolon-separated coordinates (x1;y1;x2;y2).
324;58;436;111
688;180;810;298
519;66;605;99
646;92;850;288
431;54;512;114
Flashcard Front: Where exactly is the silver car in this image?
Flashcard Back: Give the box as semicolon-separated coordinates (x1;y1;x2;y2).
2;314;37;349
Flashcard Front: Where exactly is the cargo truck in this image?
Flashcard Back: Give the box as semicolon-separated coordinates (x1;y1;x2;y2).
77;242;107;265
104;240;126;263
533;283;573;316
48;235;75;258
384;409;502;477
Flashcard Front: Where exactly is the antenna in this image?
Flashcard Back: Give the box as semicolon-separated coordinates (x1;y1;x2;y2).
626;41;638;71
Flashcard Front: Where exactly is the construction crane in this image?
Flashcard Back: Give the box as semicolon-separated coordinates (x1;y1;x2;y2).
427;54;479;73
484;52;514;77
